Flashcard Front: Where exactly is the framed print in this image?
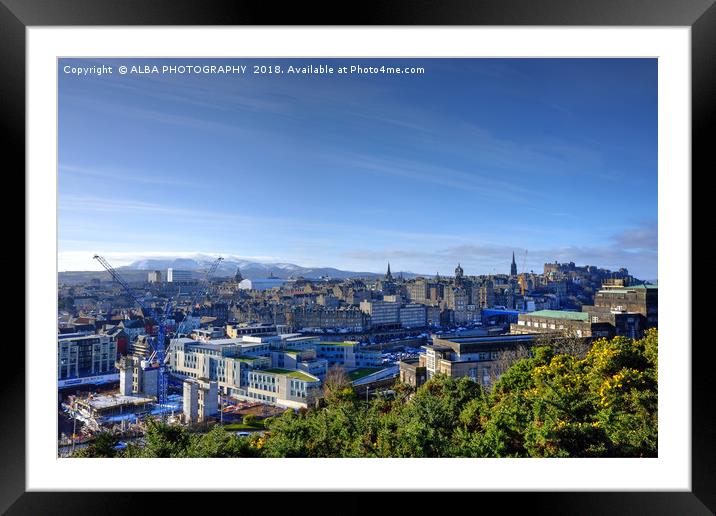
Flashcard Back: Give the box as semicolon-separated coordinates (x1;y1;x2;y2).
5;0;711;513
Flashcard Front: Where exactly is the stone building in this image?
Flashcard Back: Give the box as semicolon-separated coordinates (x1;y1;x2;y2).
585;284;658;328
510;310;613;338
399;333;537;388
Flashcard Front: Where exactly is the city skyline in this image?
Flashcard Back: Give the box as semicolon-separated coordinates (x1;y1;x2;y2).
59;58;657;278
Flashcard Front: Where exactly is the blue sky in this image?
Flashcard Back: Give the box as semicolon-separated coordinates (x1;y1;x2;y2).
58;58;657;278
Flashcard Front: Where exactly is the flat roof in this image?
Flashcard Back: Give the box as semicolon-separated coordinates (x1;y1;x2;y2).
83;394;154;410
436;334;536;344
317;341;357;347
189;343;238;352
261;368;319;382
204;338;243;346
524;310;589;321
348;368;383;381
235;355;263;362
598;283;658;293
58;333;101;341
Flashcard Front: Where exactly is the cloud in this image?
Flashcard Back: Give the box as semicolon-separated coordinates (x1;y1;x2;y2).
59;164;202;188
340;222;657;279
611;222;657;251
335;152;543;205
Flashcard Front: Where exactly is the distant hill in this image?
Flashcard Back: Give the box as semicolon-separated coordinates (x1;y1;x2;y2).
59;255;421;284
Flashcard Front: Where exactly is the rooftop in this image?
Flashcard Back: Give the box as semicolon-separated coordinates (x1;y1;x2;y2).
524;310;589;321
82;394;154;410
203;338;243;346
261;368;319;382
235;355;262;362
318;341;358;347
348;368;383;381
599;283;658;293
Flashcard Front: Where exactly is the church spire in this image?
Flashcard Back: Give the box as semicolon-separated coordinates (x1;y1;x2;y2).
511;251;518;276
386;262;393;281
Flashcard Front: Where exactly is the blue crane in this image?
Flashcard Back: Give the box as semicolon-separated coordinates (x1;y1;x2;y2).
93;254;172;408
173;257;224;337
164;257;224;367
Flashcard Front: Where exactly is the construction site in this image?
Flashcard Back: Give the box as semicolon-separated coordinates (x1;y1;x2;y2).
58;255;279;454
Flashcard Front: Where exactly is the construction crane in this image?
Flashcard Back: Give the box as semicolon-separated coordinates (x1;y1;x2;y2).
166;257;223;360
173;257;223;336
93;254;171;409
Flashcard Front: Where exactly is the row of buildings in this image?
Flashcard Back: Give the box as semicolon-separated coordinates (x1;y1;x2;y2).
58;257;656;425
112;329;383;411
399;281;658;388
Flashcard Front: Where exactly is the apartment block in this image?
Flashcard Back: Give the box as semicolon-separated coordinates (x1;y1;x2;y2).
246;368;321;409
58;334;117;383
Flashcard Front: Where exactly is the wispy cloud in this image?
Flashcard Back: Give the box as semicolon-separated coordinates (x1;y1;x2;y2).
341;221;658;278
59;164;203;188
611;221;657;251
334;152;543;205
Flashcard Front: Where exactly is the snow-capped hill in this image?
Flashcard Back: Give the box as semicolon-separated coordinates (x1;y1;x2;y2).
116;256;417;280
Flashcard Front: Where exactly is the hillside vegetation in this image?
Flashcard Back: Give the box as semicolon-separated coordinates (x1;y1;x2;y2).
75;329;658;458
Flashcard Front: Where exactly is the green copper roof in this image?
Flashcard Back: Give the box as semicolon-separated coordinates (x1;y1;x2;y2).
526;310;589;321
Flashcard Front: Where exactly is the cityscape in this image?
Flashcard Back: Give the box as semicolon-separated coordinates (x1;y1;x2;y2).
58;58;657;458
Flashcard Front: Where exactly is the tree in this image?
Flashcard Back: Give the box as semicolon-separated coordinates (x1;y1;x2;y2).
184;424;260;458
488;343;532;388
243;414;257;426
128;417;191;458
72;431;118;458
542;331;592;359
104;332;658;459
391;374;483;457
473;331;658;458
324;365;350;394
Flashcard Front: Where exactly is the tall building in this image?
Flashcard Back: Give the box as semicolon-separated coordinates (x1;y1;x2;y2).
167;268;193;283
148;270;162;283
589;284;657;327
510;252;518;276
455;263;464;284
183;377;218;423
58;334;118;387
359;299;400;327
399;303;428;328
117;355;159;397
407;279;428;303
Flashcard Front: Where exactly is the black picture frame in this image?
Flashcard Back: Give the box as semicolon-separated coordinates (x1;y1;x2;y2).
5;1;710;513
